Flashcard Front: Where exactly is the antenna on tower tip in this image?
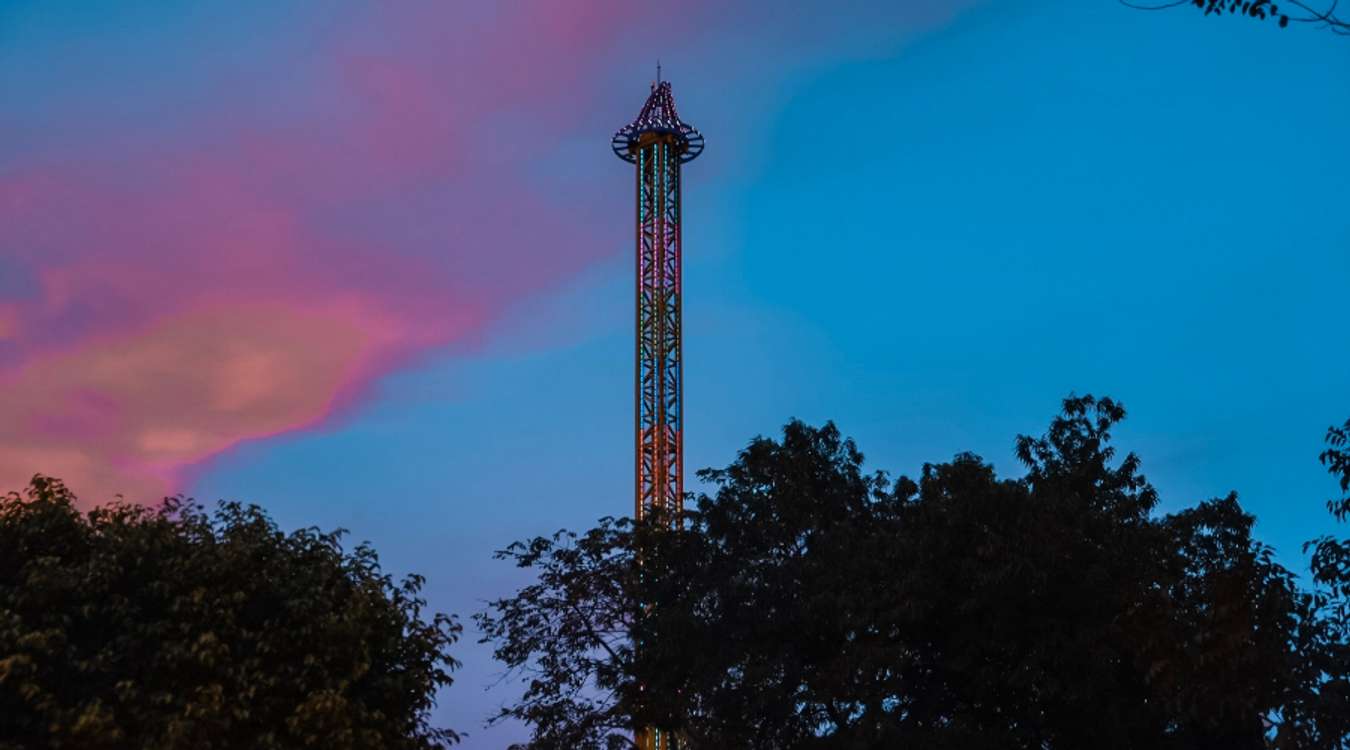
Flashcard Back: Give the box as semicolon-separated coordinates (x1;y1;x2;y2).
656;60;662;84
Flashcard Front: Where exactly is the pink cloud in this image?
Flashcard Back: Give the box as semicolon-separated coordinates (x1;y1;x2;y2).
0;300;462;503
0;1;703;503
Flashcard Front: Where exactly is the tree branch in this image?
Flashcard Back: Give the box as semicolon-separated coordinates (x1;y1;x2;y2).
1119;0;1190;9
1287;0;1350;34
1119;0;1350;33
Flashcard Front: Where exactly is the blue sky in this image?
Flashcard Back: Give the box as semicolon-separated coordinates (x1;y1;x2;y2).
4;1;1348;745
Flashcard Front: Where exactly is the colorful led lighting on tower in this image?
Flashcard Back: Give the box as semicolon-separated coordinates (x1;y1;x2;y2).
612;77;703;527
612;74;703;750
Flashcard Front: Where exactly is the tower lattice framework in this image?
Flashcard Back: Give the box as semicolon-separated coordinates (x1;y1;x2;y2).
612;78;703;750
613;80;703;526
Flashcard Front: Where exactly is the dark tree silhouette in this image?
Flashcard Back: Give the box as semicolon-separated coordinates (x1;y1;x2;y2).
1290;418;1350;745
1120;0;1350;35
0;476;461;750
475;517;644;749
481;396;1350;749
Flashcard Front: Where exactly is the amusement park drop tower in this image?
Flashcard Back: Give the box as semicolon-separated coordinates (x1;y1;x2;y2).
611;75;703;750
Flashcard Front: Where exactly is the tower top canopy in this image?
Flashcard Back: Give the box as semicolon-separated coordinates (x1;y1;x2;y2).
612;81;704;164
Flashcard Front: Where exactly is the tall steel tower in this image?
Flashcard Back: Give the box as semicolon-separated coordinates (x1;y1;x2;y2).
612;78;703;527
612;77;702;750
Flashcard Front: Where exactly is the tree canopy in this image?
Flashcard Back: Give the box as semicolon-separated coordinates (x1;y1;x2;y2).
480;396;1350;749
0;476;461;750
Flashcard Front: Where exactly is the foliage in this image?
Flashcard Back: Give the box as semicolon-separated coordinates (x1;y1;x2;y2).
482;396;1350;749
0;476;461;750
1120;0;1350;35
475;517;642;750
1287;418;1350;746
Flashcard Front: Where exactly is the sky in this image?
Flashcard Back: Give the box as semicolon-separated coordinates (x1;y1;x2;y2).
3;0;1349;745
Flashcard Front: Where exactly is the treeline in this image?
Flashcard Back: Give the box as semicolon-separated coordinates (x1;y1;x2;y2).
482;396;1350;749
2;396;1348;748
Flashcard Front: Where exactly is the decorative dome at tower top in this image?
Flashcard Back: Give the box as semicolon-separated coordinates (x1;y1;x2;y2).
611;80;704;164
